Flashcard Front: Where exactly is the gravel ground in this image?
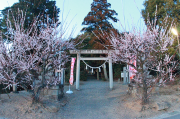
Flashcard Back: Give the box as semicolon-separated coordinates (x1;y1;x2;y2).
61;75;134;119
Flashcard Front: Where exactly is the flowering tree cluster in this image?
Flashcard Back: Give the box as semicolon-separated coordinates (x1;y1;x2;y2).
0;10;75;103
107;16;177;104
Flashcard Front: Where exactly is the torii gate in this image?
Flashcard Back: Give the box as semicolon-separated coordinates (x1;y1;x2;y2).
69;50;114;90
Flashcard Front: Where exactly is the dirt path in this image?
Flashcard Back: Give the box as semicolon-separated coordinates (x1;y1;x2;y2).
61;76;134;119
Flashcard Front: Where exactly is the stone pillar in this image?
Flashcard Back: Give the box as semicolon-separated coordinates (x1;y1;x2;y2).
123;67;127;84
61;68;64;85
109;54;113;89
13;83;18;93
127;65;130;83
76;53;80;90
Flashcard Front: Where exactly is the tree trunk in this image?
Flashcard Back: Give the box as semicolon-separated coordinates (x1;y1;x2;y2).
32;85;44;104
142;78;148;105
96;69;99;80
42;58;46;85
58;84;64;100
103;64;108;80
32;58;46;104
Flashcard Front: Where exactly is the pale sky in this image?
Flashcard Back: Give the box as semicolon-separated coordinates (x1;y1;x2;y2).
0;0;146;38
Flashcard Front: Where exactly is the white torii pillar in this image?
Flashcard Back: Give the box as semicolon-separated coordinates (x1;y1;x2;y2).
108;53;113;89
76;53;80;90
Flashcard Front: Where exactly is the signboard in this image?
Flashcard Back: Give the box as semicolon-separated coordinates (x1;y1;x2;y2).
69;58;76;85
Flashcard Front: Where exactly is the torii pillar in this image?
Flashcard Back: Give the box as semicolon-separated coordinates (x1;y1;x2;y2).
76;53;80;90
108;53;113;89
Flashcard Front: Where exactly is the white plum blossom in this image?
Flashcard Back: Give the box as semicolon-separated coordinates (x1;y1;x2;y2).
0;10;75;102
106;15;177;104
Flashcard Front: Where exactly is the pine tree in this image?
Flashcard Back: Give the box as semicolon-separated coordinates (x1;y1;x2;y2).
81;0;118;49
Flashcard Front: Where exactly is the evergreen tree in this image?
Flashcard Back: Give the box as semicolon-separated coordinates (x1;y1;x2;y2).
81;0;118;49
0;0;60;41
142;0;180;57
142;0;180;28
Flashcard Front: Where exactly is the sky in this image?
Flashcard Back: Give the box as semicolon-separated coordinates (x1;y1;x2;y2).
0;0;146;38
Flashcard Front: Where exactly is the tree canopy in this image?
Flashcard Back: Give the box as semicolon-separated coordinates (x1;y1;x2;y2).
106;14;176;104
0;0;60;41
141;0;180;29
82;0;118;32
142;0;180;57
0;10;74;103
81;0;118;49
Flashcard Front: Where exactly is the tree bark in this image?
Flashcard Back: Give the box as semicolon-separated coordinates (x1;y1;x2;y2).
142;77;148;105
32;84;45;104
103;64;108;81
32;58;46;104
96;69;99;80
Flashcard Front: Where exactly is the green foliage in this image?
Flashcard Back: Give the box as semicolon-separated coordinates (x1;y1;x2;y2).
82;0;118;32
80;70;88;81
81;0;118;49
80;61;88;81
73;32;94;50
142;0;180;27
0;0;60;41
168;37;178;55
113;63;125;79
142;0;180;60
